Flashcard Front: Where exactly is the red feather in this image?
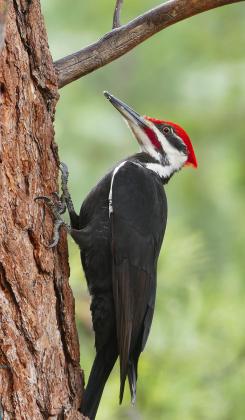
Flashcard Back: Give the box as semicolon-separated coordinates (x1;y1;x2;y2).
145;117;198;168
143;127;162;150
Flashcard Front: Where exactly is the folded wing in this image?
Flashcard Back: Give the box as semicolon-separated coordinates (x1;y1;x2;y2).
110;161;167;403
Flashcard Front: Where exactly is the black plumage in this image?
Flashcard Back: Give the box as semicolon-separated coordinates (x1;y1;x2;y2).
68;154;167;419
37;92;197;420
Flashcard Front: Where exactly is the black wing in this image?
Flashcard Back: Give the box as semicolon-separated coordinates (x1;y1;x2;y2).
110;161;167;403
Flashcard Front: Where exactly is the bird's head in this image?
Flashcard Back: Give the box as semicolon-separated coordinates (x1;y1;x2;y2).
104;91;197;180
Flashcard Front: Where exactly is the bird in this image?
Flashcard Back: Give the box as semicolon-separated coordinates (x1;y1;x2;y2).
36;91;197;419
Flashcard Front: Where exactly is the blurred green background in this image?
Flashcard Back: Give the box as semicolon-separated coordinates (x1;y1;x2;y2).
41;2;245;419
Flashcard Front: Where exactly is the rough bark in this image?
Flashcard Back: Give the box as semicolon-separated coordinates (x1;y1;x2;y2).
55;0;244;88
0;0;9;51
0;1;85;418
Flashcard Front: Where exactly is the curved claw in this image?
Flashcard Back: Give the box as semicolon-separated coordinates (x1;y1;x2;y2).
35;195;52;203
51;192;66;215
42;239;59;249
48;219;64;248
47;238;59;249
35;195;70;248
35;195;60;217
51;192;60;200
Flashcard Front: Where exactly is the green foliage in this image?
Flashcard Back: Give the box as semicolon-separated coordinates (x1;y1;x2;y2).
42;2;245;418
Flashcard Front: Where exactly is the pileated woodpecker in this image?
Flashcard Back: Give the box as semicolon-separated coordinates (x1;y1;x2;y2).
36;92;197;419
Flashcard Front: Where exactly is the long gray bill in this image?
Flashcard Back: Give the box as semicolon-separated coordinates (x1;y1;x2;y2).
103;91;148;128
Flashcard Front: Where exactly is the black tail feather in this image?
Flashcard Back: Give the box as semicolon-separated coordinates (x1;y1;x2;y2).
128;360;138;404
118;325;132;404
81;347;117;420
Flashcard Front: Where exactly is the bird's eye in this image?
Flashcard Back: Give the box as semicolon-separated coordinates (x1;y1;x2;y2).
163;127;170;134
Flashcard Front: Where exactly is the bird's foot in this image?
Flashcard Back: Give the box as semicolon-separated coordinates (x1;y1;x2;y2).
60;162;76;215
51;191;67;214
35;194;70;248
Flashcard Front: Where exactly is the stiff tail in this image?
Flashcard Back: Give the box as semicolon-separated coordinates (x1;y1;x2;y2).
81;347;117;420
128;360;137;404
119;357;138;405
118;325;132;404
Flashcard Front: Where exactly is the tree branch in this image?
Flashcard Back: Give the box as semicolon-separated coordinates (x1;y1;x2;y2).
55;0;244;89
0;0;9;52
112;0;124;29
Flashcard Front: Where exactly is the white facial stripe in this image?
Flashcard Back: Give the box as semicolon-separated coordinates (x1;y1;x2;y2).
126;120;161;162
124;117;187;179
150;124;187;172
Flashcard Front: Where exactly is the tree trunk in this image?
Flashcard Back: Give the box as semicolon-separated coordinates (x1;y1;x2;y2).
0;1;84;418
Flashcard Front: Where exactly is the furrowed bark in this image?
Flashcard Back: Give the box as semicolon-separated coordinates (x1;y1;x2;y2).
0;0;9;51
55;0;244;88
0;1;86;418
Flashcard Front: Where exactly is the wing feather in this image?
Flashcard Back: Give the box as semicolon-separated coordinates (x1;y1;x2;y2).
110;161;167;403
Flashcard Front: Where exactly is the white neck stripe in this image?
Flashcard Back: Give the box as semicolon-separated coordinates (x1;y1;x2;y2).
109;161;127;216
146;163;174;179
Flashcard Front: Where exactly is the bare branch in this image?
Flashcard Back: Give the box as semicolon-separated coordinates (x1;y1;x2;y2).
0;0;9;52
55;0;244;89
113;0;124;29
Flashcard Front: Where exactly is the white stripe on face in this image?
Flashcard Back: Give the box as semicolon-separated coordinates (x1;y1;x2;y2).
149;123;187;171
126;120;161;162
